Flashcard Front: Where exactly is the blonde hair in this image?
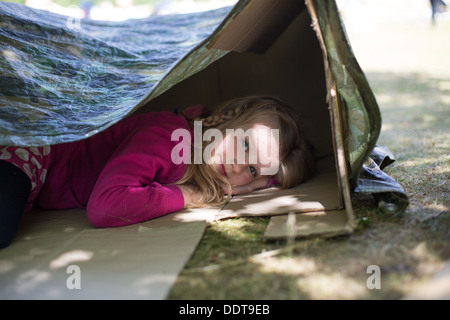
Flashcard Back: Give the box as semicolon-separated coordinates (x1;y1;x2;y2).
176;95;316;207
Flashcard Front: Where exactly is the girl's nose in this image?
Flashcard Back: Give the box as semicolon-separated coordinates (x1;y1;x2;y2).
233;163;248;175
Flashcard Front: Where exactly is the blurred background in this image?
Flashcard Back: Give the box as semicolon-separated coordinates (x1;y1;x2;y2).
2;0;448;74
2;0;238;19
1;0;448;24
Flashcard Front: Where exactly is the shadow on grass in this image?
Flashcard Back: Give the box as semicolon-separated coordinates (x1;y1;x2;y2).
367;72;449;139
169;194;447;299
168;211;409;300
365;71;449;216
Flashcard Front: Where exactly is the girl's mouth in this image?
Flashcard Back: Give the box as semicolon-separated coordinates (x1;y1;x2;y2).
220;163;228;177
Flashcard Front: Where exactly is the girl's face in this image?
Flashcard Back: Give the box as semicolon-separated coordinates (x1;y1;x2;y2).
208;116;280;195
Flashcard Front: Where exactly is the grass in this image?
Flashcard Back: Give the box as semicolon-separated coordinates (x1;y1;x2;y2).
168;11;450;300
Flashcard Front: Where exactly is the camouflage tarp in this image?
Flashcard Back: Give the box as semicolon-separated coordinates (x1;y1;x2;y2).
307;0;408;214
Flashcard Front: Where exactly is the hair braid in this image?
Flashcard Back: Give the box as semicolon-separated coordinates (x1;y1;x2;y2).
199;103;248;128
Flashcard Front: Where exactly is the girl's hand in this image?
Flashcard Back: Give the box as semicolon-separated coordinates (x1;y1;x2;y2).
178;185;202;207
222;177;270;196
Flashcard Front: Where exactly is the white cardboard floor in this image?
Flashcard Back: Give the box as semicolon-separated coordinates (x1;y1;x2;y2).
0;157;346;299
0;207;216;300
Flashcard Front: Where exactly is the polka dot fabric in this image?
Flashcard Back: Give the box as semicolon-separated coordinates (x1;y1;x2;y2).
0;146;52;211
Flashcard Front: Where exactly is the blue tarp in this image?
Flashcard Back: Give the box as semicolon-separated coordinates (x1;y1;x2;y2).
0;1;233;146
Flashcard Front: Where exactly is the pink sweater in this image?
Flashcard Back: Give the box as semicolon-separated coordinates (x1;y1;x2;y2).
37;107;202;227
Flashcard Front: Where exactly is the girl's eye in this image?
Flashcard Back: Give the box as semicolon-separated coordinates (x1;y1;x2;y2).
243;139;249;151
250;166;257;177
243;139;256;177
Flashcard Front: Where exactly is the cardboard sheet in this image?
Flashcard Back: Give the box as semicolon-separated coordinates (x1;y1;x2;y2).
209;0;304;53
263;210;353;240
0;208;215;300
217;156;355;239
217;156;342;219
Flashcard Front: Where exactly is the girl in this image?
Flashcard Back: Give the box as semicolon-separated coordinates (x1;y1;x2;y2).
0;95;315;248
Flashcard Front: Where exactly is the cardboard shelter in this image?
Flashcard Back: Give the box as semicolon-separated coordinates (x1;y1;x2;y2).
0;0;389;299
136;0;382;238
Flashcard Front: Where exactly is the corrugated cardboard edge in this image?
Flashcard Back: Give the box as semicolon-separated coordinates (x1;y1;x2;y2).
264;210;354;240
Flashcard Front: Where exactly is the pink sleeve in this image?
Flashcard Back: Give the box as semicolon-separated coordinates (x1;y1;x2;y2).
86;127;185;227
184;105;206;118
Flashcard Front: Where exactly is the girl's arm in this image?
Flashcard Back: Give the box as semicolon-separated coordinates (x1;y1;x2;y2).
178;185;202;206
86;127;186;228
